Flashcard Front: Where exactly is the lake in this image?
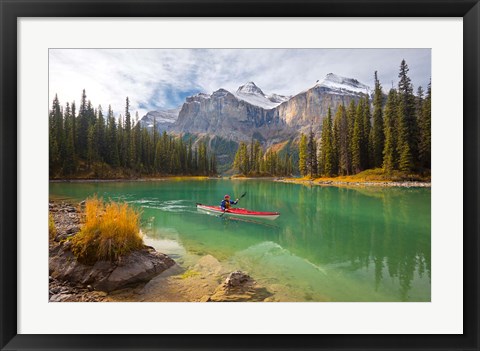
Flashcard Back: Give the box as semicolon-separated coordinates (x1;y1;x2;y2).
49;179;431;302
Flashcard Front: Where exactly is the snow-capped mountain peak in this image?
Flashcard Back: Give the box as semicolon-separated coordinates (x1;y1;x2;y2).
316;73;371;96
236;81;265;96
234;82;289;109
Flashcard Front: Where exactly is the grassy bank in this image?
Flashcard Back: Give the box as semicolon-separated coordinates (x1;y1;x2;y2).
279;169;431;187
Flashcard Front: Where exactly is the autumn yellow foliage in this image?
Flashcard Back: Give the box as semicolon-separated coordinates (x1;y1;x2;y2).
49;213;56;239
71;195;143;264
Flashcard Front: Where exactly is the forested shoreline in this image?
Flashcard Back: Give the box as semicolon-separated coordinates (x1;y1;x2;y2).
49;93;217;178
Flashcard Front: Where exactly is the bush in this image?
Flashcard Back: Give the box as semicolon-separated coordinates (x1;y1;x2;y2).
71;195;143;265
49;213;56;239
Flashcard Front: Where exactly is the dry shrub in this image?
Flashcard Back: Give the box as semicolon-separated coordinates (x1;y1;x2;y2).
49;213;56;239
71;195;143;265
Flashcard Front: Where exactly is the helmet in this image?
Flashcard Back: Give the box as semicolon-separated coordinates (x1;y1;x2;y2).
224;194;230;199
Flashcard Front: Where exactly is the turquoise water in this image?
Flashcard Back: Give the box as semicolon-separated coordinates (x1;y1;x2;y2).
49;179;431;302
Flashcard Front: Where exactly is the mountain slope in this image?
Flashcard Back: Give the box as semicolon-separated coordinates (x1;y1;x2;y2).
139;108;180;133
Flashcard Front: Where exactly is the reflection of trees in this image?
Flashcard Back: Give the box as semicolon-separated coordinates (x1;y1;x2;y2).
278;186;431;301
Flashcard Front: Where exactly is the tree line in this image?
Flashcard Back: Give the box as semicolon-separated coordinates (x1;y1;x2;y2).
49;90;217;178
299;60;431;177
233;139;294;176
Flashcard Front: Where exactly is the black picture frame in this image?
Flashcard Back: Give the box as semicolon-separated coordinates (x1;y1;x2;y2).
1;1;478;350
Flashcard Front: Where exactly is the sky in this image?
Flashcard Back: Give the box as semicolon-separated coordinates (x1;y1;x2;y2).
49;48;431;119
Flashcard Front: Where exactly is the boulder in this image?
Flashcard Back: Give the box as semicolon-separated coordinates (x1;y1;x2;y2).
49;243;175;292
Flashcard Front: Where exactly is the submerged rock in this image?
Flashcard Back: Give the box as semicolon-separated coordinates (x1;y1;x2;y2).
209;271;272;302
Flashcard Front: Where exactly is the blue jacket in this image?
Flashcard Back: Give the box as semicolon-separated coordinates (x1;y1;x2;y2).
221;199;238;211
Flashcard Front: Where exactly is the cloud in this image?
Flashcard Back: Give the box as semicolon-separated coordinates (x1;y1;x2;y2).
49;48;431;117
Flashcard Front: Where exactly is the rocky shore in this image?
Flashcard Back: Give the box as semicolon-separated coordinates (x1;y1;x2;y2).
49;201;175;301
49;201;273;302
276;178;431;188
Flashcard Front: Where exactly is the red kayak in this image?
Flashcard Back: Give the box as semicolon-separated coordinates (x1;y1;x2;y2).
196;204;280;220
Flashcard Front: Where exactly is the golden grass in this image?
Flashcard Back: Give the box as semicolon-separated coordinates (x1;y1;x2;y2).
71;195;144;265
279;169;430;185
49;213;56;239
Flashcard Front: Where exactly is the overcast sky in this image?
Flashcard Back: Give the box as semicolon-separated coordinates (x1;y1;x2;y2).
49;48;431;119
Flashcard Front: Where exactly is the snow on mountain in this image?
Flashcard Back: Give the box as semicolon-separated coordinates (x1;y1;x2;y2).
315;73;371;96
268;93;291;104
139;108;180;132
233;82;288;109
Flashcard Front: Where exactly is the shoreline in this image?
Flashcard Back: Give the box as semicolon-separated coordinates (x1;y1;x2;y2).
49;199;274;302
49;175;217;183
276;178;431;188
50;175;431;188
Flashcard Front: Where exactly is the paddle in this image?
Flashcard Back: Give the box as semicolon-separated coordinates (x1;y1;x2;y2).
219;192;247;217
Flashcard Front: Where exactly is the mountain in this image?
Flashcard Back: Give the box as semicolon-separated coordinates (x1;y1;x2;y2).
144;74;371;170
315;73;372;96
233;81;290;109
172;88;292;143
272;73;371;134
138;108;180;133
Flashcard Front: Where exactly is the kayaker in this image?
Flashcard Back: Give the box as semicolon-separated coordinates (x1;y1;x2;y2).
221;194;238;211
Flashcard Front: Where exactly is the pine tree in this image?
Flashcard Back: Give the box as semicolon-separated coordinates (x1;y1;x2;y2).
234;142;249;175
63;102;76;174
334;105;349;175
124;97;133;168
352;99;365;173
382;89;398;173
71;101;77;152
298;134;308;176
397;59;418;172
372;71;385;168
346;100;357;175
77;90;88;158
363;96;372;168
307;130;318;177
49;94;63;174
320;108;334;176
106;105;120;167
419;80;431;169
96;105;106;162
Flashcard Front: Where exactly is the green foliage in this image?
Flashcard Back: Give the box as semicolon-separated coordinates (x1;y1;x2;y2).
333;104;349;175
49;91;218;178
319;108;335;177
382;89;398;173
307;131;318;177
298;134;308;176
418;81;431;170
372;71;385;168
396;59;419;172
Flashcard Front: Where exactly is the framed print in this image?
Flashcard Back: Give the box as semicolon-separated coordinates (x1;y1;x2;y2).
1;0;479;350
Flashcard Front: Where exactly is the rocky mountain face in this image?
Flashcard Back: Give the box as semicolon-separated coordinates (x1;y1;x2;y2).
273;73;371;135
172;88;293;144
138;108;180;133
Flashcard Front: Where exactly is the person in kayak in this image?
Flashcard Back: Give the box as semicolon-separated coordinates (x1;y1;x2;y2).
221;194;238;211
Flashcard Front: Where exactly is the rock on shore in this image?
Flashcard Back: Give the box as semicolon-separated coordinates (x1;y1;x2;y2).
206;270;272;302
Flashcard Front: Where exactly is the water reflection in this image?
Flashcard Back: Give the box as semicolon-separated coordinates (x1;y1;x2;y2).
50;180;431;301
